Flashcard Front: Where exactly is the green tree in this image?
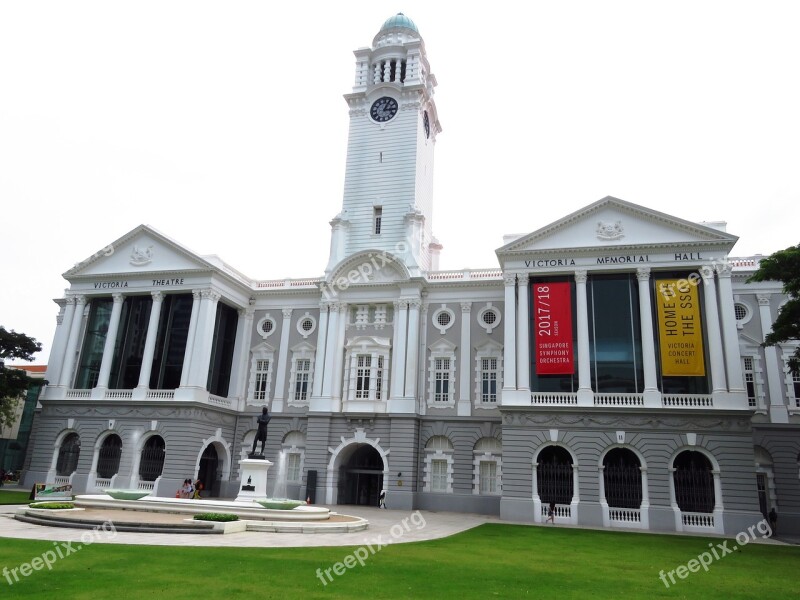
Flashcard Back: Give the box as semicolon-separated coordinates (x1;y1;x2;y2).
747;244;800;374
0;326;43;428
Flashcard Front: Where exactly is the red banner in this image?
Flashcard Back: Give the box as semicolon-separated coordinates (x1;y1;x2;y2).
533;282;574;375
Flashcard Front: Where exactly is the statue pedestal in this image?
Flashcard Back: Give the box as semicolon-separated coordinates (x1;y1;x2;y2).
235;458;273;503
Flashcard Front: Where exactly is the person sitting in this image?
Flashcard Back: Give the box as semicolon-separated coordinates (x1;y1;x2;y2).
193;479;203;499
180;479;193;499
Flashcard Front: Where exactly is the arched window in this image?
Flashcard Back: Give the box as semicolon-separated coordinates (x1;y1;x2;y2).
673;450;714;513
603;448;642;509
473;437;502;495
97;434;122;478
537;446;573;505
424;436;454;494
56;433;80;476
139;435;165;482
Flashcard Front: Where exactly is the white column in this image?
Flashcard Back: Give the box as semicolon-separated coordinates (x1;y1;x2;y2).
575;270;592;403
321;303;340;398
179;290;202;388
272;308;293;411
502;275;517;390
419;303;429;415
716;264;745;393
136;292;164;391
331;303;348;408
700;270;727;394
311;302;329;398
226;304;254;405
47;299;74;389
757;293;789;423
390;300;409;398
187;289;220;389
94;293;125;392
517;274;531;391
59;295;87;388
636;268;659;404
457;302;472;415
405;299;422;398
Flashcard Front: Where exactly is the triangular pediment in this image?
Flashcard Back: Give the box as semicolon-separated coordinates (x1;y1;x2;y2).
497;197;738;256
64;225;219;279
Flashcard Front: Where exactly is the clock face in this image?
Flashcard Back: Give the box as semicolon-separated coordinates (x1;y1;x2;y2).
423;111;430;138
370;97;398;122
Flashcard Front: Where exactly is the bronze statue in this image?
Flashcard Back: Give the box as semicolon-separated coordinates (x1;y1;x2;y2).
250;406;271;457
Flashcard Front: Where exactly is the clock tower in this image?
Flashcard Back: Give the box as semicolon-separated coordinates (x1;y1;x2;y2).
325;14;442;278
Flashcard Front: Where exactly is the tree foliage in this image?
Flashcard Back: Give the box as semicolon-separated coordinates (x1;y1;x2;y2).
747;244;800;374
0;326;43;429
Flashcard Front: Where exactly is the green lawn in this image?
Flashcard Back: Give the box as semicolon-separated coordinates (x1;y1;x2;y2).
0;524;797;599
0;489;31;505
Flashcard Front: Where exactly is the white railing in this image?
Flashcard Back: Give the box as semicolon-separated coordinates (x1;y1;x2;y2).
427;269;503;281
541;504;572;519
531;392;578;406
208;394;233;407
95;478;112;489
105;390;132;399
662;394;713;408
137;481;155;491
594;393;644;407
255;278;320;289
54;476;71;486
608;508;641;523
146;390;175;399
66;389;91;399
682;512;715;528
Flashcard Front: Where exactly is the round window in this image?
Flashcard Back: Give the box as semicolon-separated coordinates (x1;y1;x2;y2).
301;318;314;332
734;303;747;321
482;310;497;325
261;320;274;334
437;312;451;327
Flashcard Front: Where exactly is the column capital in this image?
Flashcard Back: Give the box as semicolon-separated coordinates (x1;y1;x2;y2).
397;299;409;310
421;303;429;316
503;274;517;287
56;313;65;325
74;294;87;306
517;273;530;285
408;298;422;310
329;302;341;313
461;301;472;313
200;289;221;302
192;289;203;301
636;267;651;281
574;270;588;284
715;263;733;278
151;290;164;302
112;292;125;303
757;293;771;306
64;295;77;306
700;266;715;281
282;308;293;319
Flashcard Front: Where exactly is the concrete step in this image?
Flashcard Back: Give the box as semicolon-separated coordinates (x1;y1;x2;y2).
15;512;221;534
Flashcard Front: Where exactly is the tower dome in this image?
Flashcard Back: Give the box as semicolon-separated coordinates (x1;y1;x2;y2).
379;13;418;34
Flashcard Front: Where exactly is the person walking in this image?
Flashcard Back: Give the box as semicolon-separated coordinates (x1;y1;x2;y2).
547;501;556;524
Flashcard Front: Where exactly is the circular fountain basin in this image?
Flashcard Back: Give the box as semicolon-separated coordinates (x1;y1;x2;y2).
105;489;151;501
255;498;307;510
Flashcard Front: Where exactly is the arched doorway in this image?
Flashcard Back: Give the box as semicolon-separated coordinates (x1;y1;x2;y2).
338;444;384;506
673;450;714;513
537;446;574;505
198;444;219;498
602;448;642;509
97;434;122;479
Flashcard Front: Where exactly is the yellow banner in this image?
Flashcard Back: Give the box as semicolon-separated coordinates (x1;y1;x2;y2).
655;279;706;376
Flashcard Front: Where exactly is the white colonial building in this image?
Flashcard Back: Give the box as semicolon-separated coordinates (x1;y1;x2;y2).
23;14;800;535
